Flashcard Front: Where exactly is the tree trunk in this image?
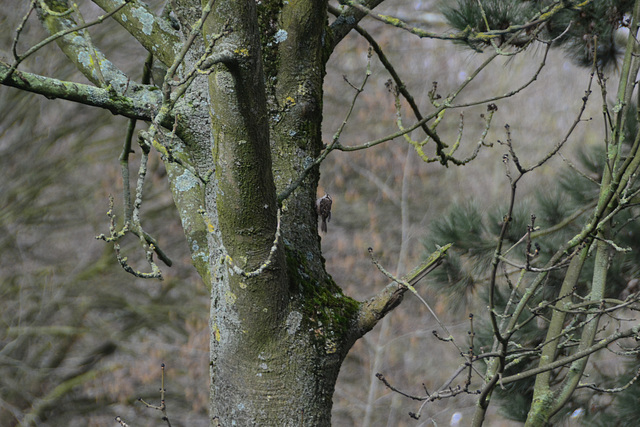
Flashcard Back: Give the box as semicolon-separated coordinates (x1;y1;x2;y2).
171;0;360;424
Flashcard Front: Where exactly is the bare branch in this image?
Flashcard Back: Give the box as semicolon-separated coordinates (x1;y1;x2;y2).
137;363;172;427
327;0;385;51
6;0;131;83
578;365;640;392
95;195;164;280
499;324;640;385
0;62;160;121
356;244;451;336
35;0;136;91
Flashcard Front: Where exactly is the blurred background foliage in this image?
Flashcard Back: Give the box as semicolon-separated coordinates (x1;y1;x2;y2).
0;1;209;425
1;0;640;426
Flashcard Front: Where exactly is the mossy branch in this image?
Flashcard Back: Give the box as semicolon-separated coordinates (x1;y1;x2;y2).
0;62;161;120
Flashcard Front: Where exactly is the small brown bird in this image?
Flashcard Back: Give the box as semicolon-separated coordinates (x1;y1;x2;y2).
316;193;332;233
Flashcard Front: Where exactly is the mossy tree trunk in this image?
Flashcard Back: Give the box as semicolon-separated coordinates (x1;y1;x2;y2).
3;0;428;424
198;1;356;424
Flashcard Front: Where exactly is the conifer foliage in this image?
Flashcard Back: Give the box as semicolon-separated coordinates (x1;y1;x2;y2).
444;0;634;67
